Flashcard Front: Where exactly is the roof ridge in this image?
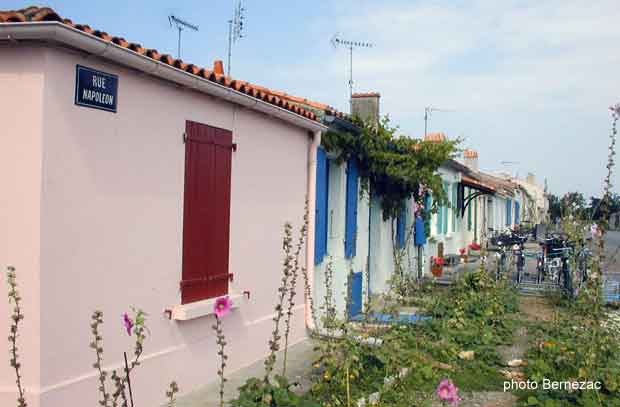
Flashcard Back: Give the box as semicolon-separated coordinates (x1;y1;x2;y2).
0;6;322;122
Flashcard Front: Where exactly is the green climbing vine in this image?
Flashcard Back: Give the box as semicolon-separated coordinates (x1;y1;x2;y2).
322;116;460;219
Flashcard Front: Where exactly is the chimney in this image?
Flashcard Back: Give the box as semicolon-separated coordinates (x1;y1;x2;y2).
424;132;447;143
526;172;536;185
213;60;225;76
463;149;479;171
351;92;380;126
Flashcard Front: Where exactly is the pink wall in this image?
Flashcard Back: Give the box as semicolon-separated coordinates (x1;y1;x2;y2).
0;47;44;407
3;45;311;407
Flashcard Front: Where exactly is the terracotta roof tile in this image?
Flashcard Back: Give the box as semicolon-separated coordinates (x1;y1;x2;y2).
0;6;319;122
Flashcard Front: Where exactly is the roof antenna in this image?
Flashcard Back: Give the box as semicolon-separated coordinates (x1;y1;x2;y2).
227;0;246;76
331;33;374;113
168;15;199;59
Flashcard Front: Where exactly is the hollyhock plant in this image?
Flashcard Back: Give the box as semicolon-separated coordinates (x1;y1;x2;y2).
212;296;232;407
437;378;461;406
123;312;134;336
214;296;233;319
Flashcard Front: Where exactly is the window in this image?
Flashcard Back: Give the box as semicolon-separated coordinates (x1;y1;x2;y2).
181;121;233;304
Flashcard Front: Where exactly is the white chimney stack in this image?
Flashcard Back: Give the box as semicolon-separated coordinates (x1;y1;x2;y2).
464;149;479;171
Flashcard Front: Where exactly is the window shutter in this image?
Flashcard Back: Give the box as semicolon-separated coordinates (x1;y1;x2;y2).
396;208;406;248
315;147;329;265
436;199;443;236
442;181;449;235
451;183;458;233
506;199;512;226
467;188;472;231
181;121;233;304
515;201;520;224
474;196;478;241
344;159;359;258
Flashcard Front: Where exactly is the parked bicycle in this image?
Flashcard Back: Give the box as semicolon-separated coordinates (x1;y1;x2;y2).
537;232;591;298
489;228;528;282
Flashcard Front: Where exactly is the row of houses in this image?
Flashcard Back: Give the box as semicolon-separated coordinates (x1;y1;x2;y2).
0;7;547;407
292;93;548;321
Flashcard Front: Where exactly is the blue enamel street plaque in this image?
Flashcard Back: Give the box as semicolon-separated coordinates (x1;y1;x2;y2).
74;65;118;113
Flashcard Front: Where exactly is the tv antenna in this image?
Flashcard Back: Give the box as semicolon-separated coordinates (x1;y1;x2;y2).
227;0;246;76
424;106;454;137
168;15;199;59
331;34;373;111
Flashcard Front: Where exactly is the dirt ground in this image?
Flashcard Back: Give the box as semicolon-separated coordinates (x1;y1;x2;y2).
452;296;555;407
518;296;555;322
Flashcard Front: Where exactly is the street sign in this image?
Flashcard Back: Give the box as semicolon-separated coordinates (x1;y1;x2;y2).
74;65;118;113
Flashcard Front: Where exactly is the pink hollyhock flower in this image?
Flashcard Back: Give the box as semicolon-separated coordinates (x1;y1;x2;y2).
214;296;233;319
123;313;134;336
437;378;461;406
459;248;466;256
469;242;481;251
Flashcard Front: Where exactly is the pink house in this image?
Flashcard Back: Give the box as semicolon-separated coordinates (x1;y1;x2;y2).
0;7;325;407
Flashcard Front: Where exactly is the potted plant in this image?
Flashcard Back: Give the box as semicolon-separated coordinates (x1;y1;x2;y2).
431;256;445;277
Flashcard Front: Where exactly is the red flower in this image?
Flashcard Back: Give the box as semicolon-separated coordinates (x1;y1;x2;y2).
433;257;446;266
459;248;466;255
469;243;481;251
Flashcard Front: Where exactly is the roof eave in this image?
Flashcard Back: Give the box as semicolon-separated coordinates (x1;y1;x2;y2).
0;22;327;133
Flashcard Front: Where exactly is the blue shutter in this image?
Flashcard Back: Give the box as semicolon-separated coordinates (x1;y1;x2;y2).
414;215;427;246
436;198;443;235
451;183;458;232
506;199;512;226
348;272;363;318
397;208;406;248
442;182;449;234
315;148;329;265
345;159;359;258
515;201;521;225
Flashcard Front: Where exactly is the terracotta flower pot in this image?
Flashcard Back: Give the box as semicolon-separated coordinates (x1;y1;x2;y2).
432;265;443;277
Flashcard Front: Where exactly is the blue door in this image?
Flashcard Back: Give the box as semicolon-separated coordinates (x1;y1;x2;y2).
349;271;363;318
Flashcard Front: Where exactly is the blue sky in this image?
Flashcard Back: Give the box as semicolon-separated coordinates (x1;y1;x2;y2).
5;0;620;198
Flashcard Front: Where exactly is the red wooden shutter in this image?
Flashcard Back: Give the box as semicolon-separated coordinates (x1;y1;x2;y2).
181;120;233;304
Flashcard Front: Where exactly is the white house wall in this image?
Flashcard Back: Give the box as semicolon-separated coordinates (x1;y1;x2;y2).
314;160;371;321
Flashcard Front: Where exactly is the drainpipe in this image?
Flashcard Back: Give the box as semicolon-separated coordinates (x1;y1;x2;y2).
305;130;321;331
